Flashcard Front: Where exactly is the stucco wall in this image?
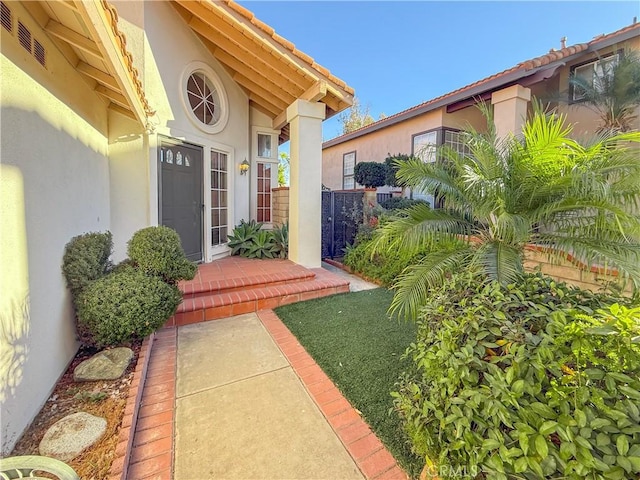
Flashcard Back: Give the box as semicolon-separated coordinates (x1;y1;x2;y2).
322;105;486;190
0;48;110;454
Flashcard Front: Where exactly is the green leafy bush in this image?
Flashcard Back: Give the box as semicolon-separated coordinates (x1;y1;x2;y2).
379;197;429;211
393;273;640;479
344;238;433;286
354;161;387;188
62;231;113;297
76;269;182;347
128;226;196;284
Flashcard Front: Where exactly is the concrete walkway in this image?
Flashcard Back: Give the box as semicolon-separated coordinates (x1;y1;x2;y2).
174;313;364;479
321;262;379;292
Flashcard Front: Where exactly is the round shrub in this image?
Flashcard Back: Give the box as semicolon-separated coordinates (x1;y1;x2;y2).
354;161;387;188
76;269;182;347
62;231;113;297
394;273;639;479
128;226;196;284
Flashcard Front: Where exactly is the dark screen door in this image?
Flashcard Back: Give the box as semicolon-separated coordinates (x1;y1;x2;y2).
158;138;203;262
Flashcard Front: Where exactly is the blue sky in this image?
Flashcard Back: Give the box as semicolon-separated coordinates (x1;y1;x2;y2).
240;1;639;143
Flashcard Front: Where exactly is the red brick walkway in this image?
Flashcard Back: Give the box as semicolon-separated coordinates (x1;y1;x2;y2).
127;328;177;480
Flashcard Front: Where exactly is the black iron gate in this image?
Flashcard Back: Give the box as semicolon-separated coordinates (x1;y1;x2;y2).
321;190;364;259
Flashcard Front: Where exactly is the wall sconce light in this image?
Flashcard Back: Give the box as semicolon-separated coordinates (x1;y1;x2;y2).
240;159;250;175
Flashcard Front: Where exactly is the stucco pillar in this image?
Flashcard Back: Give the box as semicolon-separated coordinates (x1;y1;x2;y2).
286;99;326;268
491;84;531;139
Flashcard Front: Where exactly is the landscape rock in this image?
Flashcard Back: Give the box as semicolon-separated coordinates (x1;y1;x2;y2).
73;347;133;381
39;412;107;461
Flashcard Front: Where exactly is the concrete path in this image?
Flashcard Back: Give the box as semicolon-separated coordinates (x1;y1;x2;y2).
321;262;379;292
174;313;364;479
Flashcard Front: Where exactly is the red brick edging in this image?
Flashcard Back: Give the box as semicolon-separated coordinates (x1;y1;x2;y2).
257;310;408;480
126;328;178;480
109;333;154;479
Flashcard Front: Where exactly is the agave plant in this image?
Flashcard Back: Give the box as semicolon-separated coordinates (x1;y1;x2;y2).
246;230;279;259
227;219;263;256
374;101;640;319
271;222;289;258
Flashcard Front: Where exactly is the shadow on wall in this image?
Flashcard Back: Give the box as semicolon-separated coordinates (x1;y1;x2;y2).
0;164;31;454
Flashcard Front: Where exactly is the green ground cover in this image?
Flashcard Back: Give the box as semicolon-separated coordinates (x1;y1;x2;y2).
274;288;423;478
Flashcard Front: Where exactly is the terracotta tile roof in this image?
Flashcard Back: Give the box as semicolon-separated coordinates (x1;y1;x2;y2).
100;0;155;117
221;0;355;95
324;22;640;146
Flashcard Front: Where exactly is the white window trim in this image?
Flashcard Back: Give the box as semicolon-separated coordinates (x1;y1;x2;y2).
180;61;229;134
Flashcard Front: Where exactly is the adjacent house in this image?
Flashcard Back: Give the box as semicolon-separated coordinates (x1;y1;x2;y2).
322;23;640;206
0;0;353;454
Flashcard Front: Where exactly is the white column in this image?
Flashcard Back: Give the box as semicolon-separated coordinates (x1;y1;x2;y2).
286;99;326;268
491;84;531;139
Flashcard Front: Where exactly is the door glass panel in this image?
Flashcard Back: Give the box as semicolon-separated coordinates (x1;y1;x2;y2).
211;150;228;246
257;162;272;223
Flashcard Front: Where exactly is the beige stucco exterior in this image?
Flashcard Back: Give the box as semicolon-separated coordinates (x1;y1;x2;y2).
1;3;111;449
322;105;486;190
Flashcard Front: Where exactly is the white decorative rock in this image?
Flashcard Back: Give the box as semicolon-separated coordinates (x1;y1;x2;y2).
74;347;133;382
39;412;107;462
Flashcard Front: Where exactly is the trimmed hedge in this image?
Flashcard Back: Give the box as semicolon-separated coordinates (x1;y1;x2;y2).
380;197;429;211
394;273;640;479
354;161;387;188
128;226;196;284
62;231;113;297
76;269;182;347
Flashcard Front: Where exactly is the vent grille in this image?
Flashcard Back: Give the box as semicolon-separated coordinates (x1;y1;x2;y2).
34;39;45;66
1;2;11;33
17;21;30;52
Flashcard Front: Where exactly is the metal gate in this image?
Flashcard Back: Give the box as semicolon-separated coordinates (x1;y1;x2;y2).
321;190;364;259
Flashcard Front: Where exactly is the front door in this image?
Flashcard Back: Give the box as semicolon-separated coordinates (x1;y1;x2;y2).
158;138;203;262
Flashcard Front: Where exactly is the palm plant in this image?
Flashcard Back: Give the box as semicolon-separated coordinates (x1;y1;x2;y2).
373;102;640;319
569;49;640;133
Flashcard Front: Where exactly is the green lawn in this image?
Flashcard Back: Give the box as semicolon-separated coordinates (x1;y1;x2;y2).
274;288;423;478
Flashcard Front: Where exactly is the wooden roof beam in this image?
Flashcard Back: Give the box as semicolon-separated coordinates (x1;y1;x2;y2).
45;20;102;59
188;16;308;93
300;81;327;103
177;0;315;87
205;1;321;84
76;61;119;91
248;92;282;118
95;85;130;109
233;73;292;109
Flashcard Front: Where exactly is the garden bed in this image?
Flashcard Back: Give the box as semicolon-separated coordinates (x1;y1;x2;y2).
10;336;152;480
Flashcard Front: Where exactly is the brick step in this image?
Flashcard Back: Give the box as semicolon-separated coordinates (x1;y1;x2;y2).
168;269;350;327
181;268;316;299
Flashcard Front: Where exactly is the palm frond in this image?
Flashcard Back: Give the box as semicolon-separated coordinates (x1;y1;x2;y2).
389;246;475;321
